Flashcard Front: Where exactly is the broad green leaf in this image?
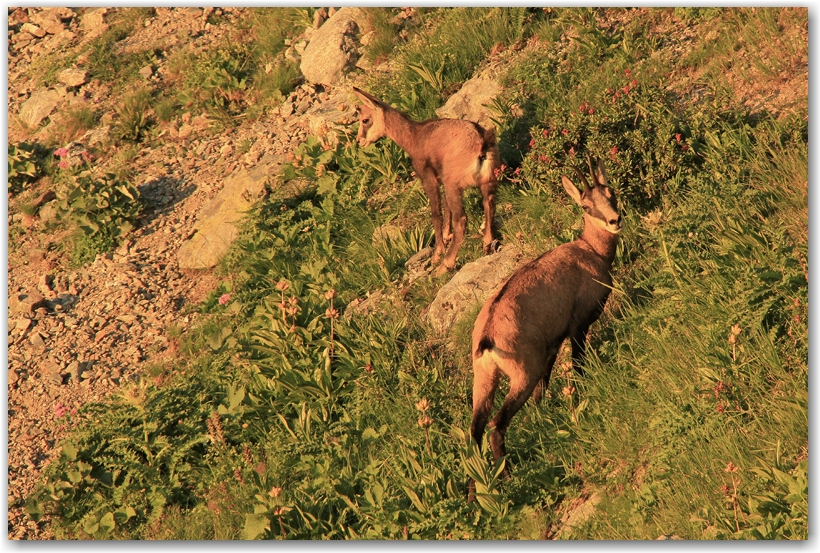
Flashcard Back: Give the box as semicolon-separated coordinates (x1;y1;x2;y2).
242;513;269;540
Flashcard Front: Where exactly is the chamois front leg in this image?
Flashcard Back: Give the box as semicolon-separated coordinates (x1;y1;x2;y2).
437;185;467;275
570;326;590;377
480;179;498;254
416;166;446;266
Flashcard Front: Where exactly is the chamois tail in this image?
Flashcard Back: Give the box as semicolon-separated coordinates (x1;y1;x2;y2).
475;335;495;358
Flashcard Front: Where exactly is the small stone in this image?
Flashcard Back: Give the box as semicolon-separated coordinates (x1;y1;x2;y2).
21;23;46;38
42;359;63;385
14;318;32;335
38;273;53;292
8;369;20;387
81;8;108;34
29;332;46;350
38;204;58;223
57;68;88;87
66;361;85;382
178;124;194;139
139;65;153;80
9;291;47;315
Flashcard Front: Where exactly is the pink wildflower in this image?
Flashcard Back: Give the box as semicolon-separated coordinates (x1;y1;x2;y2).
58;160;68;169
55;403;68;418
542;129;550;138
528;138;536;148
218;293;231;305
54;148;68;158
561;128;569;136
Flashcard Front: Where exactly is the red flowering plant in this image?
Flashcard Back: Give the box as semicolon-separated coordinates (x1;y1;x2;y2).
518;78;700;215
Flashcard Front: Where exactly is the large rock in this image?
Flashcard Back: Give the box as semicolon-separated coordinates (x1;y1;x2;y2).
436;64;504;130
427;246;525;337
18;88;62;129
177;156;282;270
303;89;357;147
300;8;366;86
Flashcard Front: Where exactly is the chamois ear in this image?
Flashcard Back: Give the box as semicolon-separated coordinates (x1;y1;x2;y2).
561;175;583;206
353;87;379;110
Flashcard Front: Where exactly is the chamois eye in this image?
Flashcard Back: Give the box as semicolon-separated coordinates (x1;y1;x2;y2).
362;118;371;125
582;205;591;212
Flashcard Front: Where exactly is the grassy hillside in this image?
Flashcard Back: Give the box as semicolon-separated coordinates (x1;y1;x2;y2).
23;8;807;539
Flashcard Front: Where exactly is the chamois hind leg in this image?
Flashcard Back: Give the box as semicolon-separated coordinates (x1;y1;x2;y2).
488;360;541;475
436;184;467;275
416;166;446;266
479;178;498;254
442;189;453;245
470;353;501;451
530;350;558;404
468;350;500;502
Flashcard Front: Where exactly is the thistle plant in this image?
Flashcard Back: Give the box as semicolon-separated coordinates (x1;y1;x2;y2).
724;461;742;532
416;398;433;455
325;289;338;355
275;280;289;325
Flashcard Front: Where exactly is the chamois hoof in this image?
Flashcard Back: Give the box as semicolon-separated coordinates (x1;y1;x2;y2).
434;263;454;277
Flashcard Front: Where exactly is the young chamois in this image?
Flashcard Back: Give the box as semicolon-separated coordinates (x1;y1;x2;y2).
352;87;500;275
469;157;622;480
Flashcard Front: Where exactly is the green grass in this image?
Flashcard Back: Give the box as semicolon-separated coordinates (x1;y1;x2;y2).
367;7;534;119
85;9;157;85
24;8;806;540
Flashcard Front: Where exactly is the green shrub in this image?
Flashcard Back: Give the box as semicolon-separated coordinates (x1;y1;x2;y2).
114;87;153;143
8;142;42;194
517;79;699;213
58;171;143;264
177;41;253;120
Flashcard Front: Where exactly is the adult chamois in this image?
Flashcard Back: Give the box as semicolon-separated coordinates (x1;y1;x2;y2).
352;87;500;275
469;156;623;487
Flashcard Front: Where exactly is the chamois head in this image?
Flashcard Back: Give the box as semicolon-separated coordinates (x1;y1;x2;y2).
352;87;387;148
561;156;623;235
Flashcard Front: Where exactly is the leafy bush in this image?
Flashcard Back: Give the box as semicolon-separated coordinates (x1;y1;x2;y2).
8;142;42;194
58;171;143;264
177;41;253;119
26;374;226;539
516;78;700;213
